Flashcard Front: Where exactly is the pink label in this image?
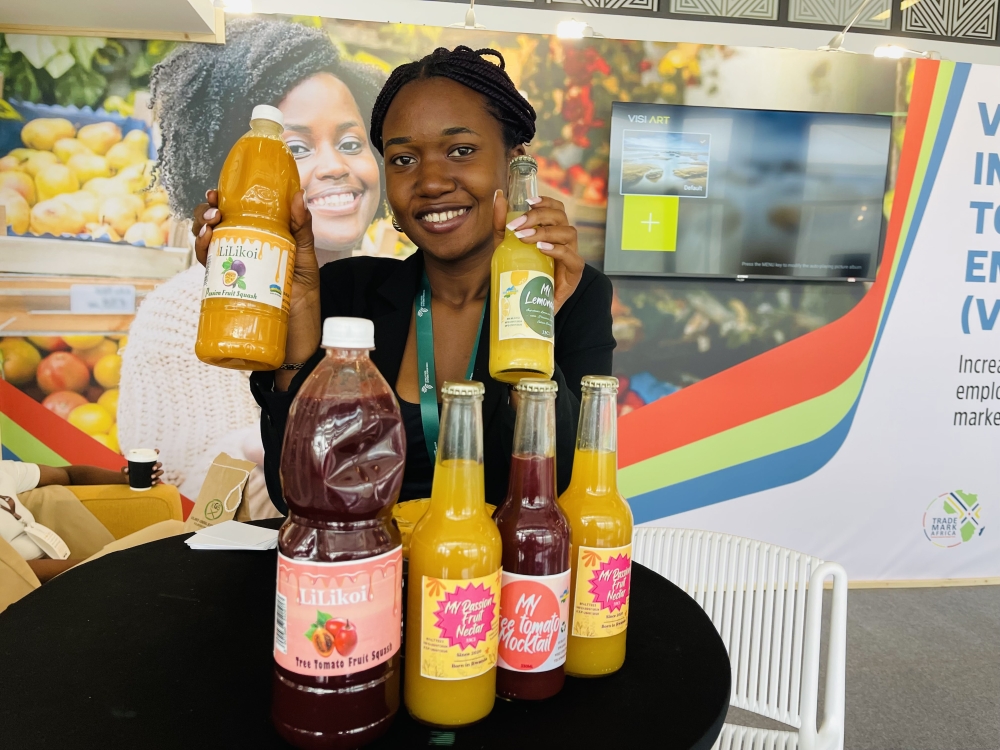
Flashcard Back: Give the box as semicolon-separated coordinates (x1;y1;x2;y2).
498;569;570;672
589;553;631;613
274;547;402;677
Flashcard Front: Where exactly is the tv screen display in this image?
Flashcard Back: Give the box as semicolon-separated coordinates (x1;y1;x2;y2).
602;103;892;281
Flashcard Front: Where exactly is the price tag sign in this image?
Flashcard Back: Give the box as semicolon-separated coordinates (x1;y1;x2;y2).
69;284;137;314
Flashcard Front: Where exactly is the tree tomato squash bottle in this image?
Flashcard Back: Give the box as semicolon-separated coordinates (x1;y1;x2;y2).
490;155;555;384
196;104;300;370
494;379;571;700
404;381;502;727
272;318;406;748
558;376;633;677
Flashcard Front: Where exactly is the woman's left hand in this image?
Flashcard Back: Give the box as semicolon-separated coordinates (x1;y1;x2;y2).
494;193;584;314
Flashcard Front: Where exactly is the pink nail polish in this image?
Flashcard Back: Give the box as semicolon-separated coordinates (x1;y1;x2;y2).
198;224;207;237
514;228;536;239
506;214;527;231
204;208;218;221
526;196;542;205
537;241;554;250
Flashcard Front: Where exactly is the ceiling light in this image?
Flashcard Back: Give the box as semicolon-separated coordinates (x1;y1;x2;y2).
449;0;485;30
556;19;598;39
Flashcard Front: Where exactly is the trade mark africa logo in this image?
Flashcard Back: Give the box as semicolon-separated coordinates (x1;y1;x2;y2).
923;491;984;548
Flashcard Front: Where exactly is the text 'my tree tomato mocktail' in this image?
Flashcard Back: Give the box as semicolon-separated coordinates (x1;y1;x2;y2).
272;317;406;748
196;104;300;370
558;376;633;677
490;155;555;384
405;381;502;727
494;379;571;700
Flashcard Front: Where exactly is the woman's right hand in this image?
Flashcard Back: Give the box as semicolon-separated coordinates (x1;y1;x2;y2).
193;189;323;387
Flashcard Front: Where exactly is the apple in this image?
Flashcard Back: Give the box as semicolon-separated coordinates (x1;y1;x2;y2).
334;621;357;656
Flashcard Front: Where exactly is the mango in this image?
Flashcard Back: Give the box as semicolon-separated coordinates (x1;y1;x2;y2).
124;221;166;247
34;163;79;202
0;171;36;205
100;196;138;236
76;122;122;156
0;187;30;233
23;151;59;178
21;118;76;151
68;153;111;184
30;198;86;236
53;138;93;164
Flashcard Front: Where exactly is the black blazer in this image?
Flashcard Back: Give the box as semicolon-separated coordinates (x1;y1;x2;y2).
250;249;615;513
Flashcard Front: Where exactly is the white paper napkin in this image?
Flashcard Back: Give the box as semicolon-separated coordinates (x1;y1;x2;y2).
185;520;278;551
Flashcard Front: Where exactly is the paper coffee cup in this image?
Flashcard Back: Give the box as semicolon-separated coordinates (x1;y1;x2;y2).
127;448;157;491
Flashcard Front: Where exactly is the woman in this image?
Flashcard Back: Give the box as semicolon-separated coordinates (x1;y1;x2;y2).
117;18;385;515
195;46;616;509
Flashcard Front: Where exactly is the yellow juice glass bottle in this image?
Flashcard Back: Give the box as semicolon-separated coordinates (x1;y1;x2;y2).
195;104;300;371
404;381;503;726
490;155;555;384
558;376;634;677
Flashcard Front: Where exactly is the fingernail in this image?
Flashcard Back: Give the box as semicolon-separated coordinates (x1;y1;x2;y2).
537;241;554;250
506;215;527;231
526;196;542;205
204;208;218;221
493;189;502;207
198;224;207;237
514;228;536;239
205;189;213;199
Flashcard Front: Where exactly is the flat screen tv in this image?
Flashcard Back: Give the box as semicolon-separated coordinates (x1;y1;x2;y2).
603;102;893;281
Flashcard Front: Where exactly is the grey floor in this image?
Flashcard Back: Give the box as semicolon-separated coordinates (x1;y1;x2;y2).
723;586;1000;750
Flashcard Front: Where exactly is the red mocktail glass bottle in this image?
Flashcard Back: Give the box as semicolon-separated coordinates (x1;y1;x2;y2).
494;379;571;700
272;317;406;749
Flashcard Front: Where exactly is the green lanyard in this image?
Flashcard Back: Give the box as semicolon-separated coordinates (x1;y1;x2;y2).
415;270;486;464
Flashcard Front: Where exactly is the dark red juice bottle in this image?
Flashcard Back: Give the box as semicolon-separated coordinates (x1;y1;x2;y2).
272;317;406;749
494;379;571;700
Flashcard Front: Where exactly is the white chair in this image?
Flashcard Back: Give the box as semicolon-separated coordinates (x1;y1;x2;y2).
632;527;848;750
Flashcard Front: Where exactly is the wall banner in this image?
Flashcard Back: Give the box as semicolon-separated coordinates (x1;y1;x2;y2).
624;60;1000;582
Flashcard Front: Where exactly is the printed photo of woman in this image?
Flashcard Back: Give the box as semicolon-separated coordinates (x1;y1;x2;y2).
116;18;389;514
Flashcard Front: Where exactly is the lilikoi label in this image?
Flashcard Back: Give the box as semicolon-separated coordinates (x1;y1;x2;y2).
419;570;501;680
203;226;293;312
274;547;402;677
498;569;570;672
571;544;632;638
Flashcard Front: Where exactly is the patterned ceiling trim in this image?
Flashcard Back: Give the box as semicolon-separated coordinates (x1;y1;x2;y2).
788;0;893;28
670;0;779;20
546;0;660;9
902;0;998;39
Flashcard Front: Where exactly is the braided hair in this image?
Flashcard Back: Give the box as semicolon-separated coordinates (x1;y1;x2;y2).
369;46;536;155
150;17;385;217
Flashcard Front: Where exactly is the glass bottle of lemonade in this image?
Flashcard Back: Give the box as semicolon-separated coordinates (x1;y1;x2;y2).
558;376;633;677
490;155;555;384
404;381;502;726
272;318;406;748
494;379;571;701
196;104;300;371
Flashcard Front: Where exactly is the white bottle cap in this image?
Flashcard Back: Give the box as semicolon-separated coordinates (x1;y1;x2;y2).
250;104;284;129
322;317;375;349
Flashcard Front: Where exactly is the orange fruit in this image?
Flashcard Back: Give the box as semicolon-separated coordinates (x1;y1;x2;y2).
73;338;117;368
93;353;122;388
42;390;89;420
91;432;119;452
97;388;119;420
68;403;113;436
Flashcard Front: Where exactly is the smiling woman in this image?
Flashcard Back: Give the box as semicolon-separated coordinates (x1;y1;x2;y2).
194;45;615;512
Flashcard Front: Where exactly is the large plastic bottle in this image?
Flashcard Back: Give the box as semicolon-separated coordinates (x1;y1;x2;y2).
272;317;406;749
494;379;571;701
196;104;301;370
558;376;633;677
490;155;555;384
404;381;502;727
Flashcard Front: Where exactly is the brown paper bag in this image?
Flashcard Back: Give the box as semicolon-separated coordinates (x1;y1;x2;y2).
183;453;257;532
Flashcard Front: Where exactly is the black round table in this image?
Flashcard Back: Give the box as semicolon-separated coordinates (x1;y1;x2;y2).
0;521;730;749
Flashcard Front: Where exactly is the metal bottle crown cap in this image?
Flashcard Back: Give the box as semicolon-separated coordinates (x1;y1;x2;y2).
515;379;558;394
581;375;619;392
509;155;538;170
441;381;486;397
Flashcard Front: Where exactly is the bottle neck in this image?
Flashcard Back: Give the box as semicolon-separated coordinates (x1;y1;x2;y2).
507;166;539;215
251;118;283;138
323;347;371;362
569;389;619;494
430;394;485;518
509;392;557;509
